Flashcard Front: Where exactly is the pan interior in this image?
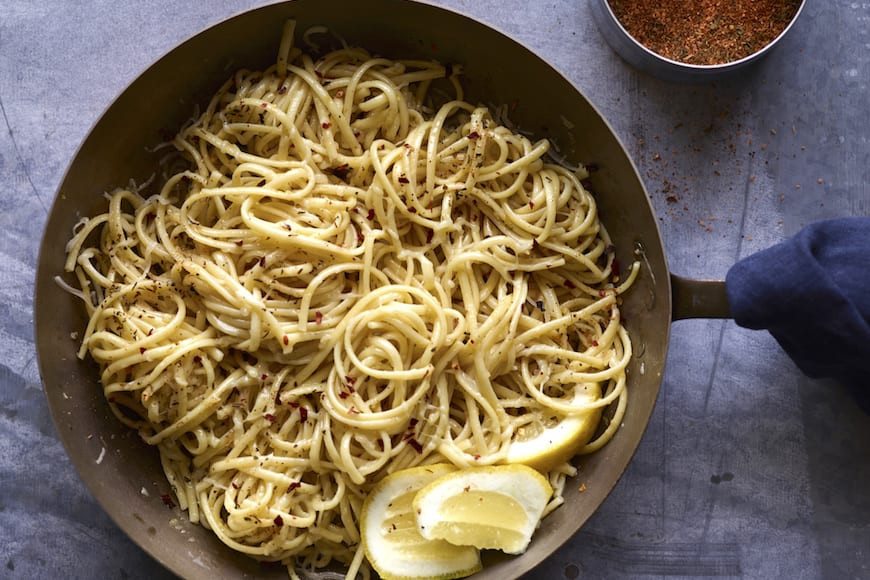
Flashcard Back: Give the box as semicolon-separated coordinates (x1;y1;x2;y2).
34;1;671;578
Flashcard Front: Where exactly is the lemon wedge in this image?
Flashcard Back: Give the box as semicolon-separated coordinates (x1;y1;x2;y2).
361;464;482;580
506;382;602;472
413;464;553;555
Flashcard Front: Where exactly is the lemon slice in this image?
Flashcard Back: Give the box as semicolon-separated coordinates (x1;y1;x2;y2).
506;382;602;472
361;464;482;580
413;464;553;555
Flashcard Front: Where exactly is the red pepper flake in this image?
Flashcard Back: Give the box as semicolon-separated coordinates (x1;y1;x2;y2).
261;374;267;381
409;439;423;453
335;89;345;98
274;515;284;527
367;208;375;221
282;335;289;346
529;201;535;209
264;413;276;422
260;102;268;108
139;347;147;354
592;340;599;347
408;207;417;214
345;375;357;385
329;164;350;180
322;121;332;129
467;131;480;140
289;402;299;409
339;392;349;399
288;481;301;491
348;406;359;415
299;407;308;422
235;240;244;246
193;355;202;363
160;494;175;508
599;290;608;297
608;0;801;65
315;311;323;325
473;454;481;461
398;176;410;184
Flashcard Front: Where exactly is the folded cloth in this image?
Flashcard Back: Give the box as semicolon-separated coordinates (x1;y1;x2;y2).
725;217;870;412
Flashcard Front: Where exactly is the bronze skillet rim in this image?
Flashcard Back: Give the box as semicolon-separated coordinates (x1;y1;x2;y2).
34;0;729;577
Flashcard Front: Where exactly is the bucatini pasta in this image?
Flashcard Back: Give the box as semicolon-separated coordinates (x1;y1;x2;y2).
61;21;638;579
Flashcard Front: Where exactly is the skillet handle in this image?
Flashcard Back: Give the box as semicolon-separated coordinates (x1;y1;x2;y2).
670;274;731;321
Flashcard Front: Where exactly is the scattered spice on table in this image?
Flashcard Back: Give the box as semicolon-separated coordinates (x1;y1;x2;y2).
608;0;802;65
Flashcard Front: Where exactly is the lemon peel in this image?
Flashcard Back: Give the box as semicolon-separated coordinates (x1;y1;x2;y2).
506;382;602;472
413;464;553;555
361;464;482;580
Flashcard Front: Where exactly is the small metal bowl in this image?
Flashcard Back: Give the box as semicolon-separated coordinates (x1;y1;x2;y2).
589;0;806;83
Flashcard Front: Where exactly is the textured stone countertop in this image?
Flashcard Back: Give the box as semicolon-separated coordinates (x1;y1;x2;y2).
1;1;868;578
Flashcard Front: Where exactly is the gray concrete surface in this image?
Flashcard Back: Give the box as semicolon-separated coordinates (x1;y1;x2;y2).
1;1;868;578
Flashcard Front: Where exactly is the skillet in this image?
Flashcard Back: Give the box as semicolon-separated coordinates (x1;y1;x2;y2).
34;1;729;577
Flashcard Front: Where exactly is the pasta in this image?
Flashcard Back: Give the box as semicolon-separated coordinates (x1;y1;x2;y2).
62;21;638;579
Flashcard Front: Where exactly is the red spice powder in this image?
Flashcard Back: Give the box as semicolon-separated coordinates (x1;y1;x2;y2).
608;0;801;65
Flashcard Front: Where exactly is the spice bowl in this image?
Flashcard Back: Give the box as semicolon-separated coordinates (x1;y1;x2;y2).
589;0;806;83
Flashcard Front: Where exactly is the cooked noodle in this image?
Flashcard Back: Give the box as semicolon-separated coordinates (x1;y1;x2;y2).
62;21;638;578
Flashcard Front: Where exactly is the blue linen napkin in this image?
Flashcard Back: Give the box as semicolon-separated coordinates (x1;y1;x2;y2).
725;217;870;412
